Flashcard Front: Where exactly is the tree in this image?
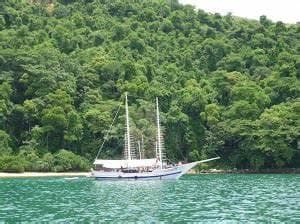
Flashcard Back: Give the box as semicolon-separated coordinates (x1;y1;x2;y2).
0;82;13;129
254;101;300;168
41;106;68;151
0;0;298;171
0;130;12;155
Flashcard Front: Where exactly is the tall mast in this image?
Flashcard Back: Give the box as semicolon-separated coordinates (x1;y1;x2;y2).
155;141;158;158
156;97;163;169
141;134;144;159
137;140;141;160
125;92;131;160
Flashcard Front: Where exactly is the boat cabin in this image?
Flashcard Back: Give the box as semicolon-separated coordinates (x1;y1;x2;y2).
93;159;159;172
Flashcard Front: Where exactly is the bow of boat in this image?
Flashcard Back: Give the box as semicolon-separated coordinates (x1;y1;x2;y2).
176;156;221;177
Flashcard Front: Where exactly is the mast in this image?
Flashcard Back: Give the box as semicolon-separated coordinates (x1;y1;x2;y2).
156;97;163;169
155;141;158;158
125;92;131;160
141;134;144;159
137;140;141;160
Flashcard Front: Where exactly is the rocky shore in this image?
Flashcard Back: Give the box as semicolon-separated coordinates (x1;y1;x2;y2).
189;168;300;174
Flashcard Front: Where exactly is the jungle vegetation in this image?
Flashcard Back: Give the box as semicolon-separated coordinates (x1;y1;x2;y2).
0;0;299;172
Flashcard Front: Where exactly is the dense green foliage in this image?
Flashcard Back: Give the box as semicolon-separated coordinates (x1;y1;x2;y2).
0;149;90;172
0;0;299;171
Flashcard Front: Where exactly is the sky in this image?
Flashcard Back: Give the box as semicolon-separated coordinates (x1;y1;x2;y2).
179;0;300;24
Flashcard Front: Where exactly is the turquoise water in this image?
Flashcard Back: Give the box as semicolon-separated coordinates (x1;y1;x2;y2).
0;174;299;223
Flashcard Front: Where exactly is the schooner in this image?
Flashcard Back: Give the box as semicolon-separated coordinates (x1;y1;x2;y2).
91;93;220;180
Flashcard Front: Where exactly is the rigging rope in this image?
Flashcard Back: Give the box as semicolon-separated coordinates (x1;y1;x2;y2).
94;93;170;161
95;101;122;160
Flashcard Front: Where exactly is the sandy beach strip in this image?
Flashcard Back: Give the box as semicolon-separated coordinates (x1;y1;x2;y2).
0;172;90;178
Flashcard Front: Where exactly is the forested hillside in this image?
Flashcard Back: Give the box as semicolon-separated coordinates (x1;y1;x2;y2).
0;0;299;172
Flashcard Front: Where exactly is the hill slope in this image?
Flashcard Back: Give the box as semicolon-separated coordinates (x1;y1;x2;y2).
0;0;299;171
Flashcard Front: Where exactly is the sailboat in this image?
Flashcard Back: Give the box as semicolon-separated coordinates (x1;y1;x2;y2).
91;93;220;180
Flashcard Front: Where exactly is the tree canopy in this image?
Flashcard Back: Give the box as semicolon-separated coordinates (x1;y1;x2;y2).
0;0;299;171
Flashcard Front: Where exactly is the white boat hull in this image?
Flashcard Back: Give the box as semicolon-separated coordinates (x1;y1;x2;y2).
91;162;199;180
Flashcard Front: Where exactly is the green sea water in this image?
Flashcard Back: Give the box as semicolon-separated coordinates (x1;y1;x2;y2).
0;174;299;223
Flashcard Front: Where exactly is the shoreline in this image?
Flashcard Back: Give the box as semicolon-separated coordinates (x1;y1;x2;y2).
0;172;90;178
188;168;300;174
1;168;299;178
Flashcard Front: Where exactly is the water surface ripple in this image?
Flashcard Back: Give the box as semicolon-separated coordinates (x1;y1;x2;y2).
0;174;299;223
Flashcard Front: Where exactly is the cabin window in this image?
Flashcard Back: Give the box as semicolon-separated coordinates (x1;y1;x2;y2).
95;164;103;170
